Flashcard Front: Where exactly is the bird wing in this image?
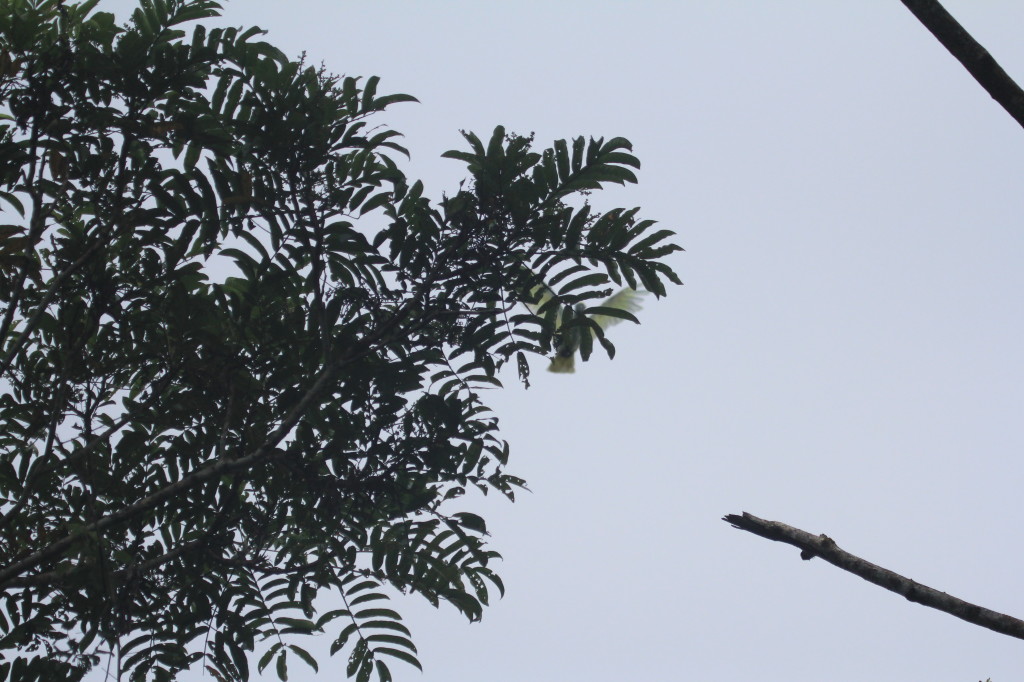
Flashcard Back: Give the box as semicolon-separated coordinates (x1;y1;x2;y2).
587;288;644;330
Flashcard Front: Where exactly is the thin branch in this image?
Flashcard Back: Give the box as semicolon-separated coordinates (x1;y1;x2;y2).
724;511;1024;641
900;0;1024;129
5;536;208;589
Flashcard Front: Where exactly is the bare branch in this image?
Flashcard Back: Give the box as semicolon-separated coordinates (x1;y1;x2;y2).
900;0;1024;129
724;511;1024;641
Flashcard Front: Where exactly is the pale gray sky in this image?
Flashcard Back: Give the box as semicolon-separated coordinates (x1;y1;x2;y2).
91;2;1024;680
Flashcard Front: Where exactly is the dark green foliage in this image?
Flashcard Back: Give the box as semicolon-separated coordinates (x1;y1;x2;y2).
0;0;681;680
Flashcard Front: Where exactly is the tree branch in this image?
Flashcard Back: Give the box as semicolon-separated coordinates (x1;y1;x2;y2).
900;0;1024;130
724;511;1024;641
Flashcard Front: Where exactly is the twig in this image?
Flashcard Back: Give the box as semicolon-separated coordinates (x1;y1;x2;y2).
900;0;1024;130
724;511;1024;641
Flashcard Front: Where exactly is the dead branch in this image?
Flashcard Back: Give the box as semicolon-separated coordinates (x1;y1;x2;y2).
724;511;1024;641
900;0;1024;130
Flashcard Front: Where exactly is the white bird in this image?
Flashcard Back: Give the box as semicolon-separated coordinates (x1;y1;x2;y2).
526;282;644;373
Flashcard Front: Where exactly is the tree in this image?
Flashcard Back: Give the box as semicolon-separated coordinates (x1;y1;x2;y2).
0;0;680;680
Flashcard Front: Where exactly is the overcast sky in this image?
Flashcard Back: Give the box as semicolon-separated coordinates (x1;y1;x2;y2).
91;2;1024;680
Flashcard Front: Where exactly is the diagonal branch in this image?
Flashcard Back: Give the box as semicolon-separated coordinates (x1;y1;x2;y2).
900;0;1024;130
724;511;1024;641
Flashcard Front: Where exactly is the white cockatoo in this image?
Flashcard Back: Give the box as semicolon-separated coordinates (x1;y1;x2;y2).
526;279;644;373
